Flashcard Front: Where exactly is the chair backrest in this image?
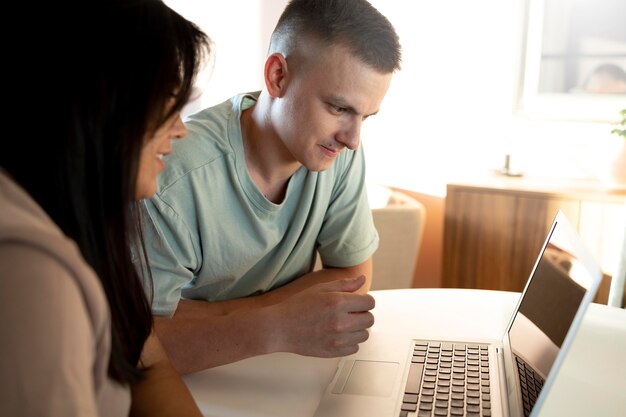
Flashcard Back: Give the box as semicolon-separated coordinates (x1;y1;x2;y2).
312;188;426;291
370;190;426;290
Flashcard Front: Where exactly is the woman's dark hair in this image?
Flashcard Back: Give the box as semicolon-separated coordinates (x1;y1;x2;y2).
2;0;209;383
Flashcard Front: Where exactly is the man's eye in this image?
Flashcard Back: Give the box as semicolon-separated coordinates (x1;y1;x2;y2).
331;105;346;114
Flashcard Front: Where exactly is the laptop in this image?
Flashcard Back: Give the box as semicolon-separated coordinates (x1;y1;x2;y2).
314;210;602;417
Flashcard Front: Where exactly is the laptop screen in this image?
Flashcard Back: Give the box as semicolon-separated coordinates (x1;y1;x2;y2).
506;212;601;413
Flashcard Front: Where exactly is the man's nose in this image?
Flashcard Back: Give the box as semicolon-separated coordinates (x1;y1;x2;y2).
337;118;362;150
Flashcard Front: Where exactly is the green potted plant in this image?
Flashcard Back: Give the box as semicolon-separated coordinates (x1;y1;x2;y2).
611;109;626;139
610;109;626;184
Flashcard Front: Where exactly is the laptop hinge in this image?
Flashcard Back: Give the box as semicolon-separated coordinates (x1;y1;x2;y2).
496;347;512;417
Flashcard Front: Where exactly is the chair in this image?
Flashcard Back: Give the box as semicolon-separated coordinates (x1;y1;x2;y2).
313;187;426;291
370;189;426;290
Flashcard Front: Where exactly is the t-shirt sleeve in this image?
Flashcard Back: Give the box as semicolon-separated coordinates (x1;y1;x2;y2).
0;245;100;417
316;145;379;267
140;197;199;317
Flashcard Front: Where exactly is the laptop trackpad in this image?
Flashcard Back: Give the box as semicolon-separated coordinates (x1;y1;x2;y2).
332;360;399;397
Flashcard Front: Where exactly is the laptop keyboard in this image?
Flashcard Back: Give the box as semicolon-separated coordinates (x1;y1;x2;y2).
514;355;545;417
399;341;492;417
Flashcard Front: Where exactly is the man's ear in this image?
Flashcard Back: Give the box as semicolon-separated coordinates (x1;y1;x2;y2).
264;53;289;98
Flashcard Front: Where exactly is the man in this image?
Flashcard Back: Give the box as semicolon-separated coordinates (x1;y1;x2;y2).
583;63;626;94
141;0;401;374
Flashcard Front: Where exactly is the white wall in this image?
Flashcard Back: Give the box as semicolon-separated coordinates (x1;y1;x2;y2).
165;0;287;112
363;0;522;195
166;0;622;196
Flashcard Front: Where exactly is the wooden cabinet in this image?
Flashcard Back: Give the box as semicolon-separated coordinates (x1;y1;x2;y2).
442;176;626;299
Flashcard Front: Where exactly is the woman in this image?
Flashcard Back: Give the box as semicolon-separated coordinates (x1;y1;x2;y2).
0;1;210;415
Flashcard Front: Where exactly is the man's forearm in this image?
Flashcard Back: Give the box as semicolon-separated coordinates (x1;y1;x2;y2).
155;300;276;374
157;258;374;374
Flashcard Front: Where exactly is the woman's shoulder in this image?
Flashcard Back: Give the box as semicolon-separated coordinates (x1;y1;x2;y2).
0;172;130;416
0;170;108;324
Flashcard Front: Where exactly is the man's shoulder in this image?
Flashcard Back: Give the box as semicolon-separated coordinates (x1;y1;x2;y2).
156;97;244;191
183;97;237;151
183;92;257;137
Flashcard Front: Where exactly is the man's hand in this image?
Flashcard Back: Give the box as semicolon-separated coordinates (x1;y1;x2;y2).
259;258;373;306
266;275;375;357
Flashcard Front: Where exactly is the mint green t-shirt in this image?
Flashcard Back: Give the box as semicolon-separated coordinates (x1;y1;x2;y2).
142;92;378;316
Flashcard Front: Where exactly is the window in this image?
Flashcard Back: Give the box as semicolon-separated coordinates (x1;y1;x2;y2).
519;0;626;122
